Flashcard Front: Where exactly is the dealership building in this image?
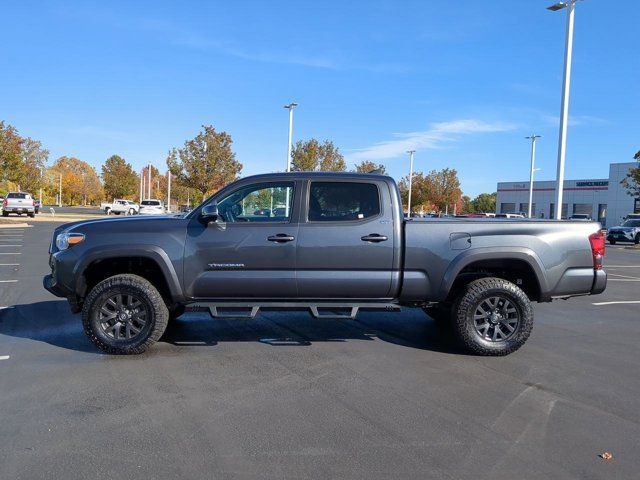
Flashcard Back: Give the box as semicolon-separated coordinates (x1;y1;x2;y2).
496;162;639;227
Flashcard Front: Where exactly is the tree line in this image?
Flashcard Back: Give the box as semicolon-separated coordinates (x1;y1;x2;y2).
1;119;499;212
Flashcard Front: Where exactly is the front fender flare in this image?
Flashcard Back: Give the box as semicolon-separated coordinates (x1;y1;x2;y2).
72;245;183;302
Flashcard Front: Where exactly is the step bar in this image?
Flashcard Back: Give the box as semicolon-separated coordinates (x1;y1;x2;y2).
186;301;400;320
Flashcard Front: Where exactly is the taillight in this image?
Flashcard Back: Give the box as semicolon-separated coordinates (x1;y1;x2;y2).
589;231;605;270
2;199;6;207
33;201;36;206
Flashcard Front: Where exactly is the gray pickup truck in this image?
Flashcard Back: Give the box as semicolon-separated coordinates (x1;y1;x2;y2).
43;172;607;355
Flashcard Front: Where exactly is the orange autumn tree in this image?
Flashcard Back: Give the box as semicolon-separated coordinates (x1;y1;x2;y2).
49;156;103;205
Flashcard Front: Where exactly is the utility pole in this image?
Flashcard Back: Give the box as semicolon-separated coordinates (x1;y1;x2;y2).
167;171;171;213
406;150;416;217
39;167;43;205
548;0;580;219
139;169;143;202
526;135;542;218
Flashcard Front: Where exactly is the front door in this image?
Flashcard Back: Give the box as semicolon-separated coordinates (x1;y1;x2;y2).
184;181;299;299
296;180;396;298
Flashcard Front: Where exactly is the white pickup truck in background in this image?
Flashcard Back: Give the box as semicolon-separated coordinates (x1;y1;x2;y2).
2;192;36;217
100;199;139;215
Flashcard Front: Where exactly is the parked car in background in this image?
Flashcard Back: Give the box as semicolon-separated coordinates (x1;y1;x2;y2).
34;200;40;214
2;192;36;217
100;199;139;215
570;214;592;221
606;219;640;244
467;213;495;218
495;213;525;219
139;199;166;215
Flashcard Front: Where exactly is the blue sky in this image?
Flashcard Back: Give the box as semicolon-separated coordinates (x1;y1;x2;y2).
2;0;639;196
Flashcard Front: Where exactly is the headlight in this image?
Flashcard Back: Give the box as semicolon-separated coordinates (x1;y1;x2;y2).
56;232;85;250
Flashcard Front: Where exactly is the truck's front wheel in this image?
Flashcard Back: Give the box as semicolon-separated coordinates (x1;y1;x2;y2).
452;277;533;356
82;274;168;354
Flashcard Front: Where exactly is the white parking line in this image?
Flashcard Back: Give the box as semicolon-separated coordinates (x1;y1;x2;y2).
0;245;22;247
592;301;640;306
0;356;10;361
0;264;19;266
608;279;640;282
606;266;640;268
0;253;21;255
609;273;640;280
0;280;18;283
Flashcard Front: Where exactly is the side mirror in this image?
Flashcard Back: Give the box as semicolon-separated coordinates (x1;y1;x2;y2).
201;203;219;222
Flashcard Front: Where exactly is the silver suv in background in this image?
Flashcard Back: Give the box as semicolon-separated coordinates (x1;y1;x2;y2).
2;192;36;217
607;219;640;244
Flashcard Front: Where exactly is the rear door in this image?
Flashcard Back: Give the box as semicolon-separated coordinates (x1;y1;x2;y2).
184;181;300;299
295;180;396;298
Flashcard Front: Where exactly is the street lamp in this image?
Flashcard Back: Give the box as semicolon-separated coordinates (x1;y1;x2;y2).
525;135;542;218
548;0;581;219
406;150;416;216
283;103;298;172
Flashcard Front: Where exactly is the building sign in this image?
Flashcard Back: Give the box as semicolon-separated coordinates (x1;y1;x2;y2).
576;181;608;187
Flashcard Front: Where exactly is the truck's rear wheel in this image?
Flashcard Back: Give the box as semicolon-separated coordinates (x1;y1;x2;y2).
452;277;533;356
82;274;168;354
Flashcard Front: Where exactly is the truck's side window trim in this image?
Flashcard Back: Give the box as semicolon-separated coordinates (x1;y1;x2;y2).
305;181;382;224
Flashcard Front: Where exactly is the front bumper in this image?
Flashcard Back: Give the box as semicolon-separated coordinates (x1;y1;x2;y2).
43;273;67;297
607;231;634;242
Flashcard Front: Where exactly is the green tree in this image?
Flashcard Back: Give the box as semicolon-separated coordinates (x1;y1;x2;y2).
621;150;640;198
398;168;462;213
102;155;139;200
0;121;23;185
353;160;386;174
291;139;346;172
470;192;497;213
167;125;242;199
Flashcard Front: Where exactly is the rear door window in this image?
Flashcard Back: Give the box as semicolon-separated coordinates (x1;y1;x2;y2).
308;182;380;222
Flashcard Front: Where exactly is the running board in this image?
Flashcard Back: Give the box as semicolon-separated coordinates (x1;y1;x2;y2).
186;301;400;320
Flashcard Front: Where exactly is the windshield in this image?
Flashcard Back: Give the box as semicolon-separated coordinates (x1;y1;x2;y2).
622;220;640;227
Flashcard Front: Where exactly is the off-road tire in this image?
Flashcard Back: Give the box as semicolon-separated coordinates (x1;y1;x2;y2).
634;234;640;245
452;277;533;356
2;211;8;217
82;274;168;354
609;239;616;245
28;212;35;218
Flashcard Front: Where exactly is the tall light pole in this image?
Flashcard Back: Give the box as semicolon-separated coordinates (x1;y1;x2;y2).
167;171;171;213
548;0;580;219
139;169;144;202
283;102;298;217
39;167;43;205
525;135;542;218
284;103;298;172
147;163;152;200
406;150;416;216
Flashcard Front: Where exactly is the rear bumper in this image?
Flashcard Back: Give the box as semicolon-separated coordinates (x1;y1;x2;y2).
3;206;34;213
591;269;607;295
550;267;607;299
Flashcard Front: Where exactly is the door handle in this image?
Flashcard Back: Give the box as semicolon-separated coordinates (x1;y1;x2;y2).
267;234;295;243
361;234;388;243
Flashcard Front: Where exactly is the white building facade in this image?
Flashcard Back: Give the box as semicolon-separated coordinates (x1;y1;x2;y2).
496;162;639;227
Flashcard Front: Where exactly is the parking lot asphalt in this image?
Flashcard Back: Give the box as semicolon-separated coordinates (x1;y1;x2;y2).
1;222;639;479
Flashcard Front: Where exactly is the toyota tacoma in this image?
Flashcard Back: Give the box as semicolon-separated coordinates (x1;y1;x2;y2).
44;172;607;355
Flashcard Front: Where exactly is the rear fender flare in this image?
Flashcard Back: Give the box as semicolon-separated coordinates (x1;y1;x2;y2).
438;247;549;300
